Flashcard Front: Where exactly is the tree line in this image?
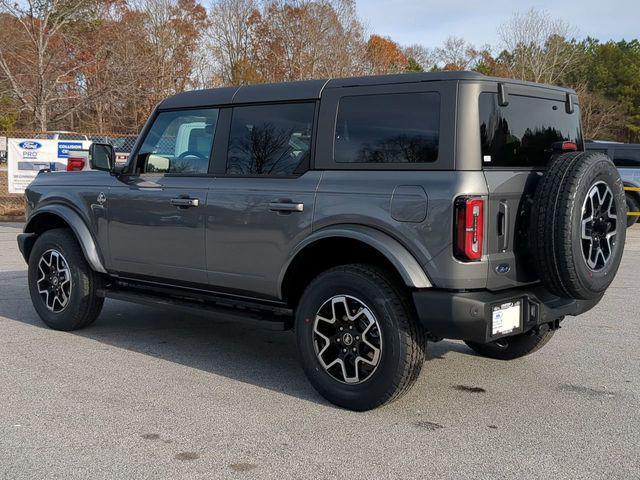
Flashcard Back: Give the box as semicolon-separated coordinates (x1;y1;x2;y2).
0;0;638;142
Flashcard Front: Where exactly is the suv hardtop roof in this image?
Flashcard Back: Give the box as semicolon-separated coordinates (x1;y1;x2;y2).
159;71;576;110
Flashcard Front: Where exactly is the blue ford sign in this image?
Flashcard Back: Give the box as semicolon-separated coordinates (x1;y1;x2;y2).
18;141;42;150
58;142;83;159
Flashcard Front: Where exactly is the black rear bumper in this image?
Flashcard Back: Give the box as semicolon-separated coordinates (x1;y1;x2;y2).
413;286;602;344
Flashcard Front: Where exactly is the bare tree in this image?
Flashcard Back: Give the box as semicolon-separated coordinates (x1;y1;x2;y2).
433;36;490;71
498;8;580;84
574;84;621;140
0;0;94;130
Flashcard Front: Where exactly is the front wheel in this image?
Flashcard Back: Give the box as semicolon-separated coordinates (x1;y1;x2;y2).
464;325;555;360
295;264;425;411
28;228;104;331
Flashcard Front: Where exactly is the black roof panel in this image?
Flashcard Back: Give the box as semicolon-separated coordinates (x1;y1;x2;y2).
157;71;575;110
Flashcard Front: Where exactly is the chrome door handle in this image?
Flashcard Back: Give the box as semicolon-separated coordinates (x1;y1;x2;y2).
268;201;304;212
170;197;200;208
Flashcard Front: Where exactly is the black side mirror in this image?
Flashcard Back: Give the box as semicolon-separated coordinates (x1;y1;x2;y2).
89;143;115;172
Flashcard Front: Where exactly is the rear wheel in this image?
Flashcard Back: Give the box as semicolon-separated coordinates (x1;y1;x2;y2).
295;264;425;411
464;325;555;360
28;228;104;331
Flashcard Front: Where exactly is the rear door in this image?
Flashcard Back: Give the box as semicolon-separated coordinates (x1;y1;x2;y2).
205;102;321;298
477;85;584;290
107;108;219;284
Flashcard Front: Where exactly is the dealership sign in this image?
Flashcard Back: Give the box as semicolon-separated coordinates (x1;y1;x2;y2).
7;138;91;193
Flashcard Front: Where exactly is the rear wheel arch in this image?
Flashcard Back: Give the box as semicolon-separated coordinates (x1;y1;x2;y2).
279;225;432;307
24;207;107;274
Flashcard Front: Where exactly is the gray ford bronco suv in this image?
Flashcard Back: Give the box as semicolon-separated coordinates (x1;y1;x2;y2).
18;72;627;411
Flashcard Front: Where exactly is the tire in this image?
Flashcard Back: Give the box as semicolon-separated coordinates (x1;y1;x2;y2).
464;325;555;360
295;264;425;411
626;193;639;228
28;228;104;331
529;151;626;300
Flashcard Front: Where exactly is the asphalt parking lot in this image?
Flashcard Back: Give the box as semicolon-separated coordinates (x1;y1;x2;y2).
0;223;638;479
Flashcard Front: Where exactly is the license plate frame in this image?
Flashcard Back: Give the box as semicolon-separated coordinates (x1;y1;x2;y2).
491;300;522;337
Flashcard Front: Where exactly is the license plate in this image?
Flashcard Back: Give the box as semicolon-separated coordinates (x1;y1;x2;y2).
491;301;521;336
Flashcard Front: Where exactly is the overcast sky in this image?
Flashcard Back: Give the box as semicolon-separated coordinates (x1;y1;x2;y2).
355;0;639;49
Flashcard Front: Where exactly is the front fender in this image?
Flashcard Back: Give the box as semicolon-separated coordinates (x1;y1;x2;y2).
24;205;107;274
278;224;432;297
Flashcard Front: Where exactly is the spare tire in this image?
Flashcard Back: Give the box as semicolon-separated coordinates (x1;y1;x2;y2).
529;151;626;300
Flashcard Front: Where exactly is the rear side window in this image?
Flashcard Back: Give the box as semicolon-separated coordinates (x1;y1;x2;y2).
479;93;583;168
612;149;640;168
334;92;440;164
226;103;315;176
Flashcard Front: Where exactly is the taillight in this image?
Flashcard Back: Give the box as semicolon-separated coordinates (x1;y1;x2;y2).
66;157;85;171
561;141;578;151
454;196;484;262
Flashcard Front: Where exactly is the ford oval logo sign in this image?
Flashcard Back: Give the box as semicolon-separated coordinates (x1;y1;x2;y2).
496;263;511;274
19;141;42;150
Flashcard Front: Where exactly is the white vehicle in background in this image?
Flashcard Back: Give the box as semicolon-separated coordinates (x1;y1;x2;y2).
34;131;89;141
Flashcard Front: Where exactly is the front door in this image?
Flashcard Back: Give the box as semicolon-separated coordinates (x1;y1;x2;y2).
107;107;220;285
205;102;320;298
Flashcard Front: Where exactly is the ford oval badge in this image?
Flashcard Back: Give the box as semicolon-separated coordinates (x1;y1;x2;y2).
496;263;511;274
19;141;42;150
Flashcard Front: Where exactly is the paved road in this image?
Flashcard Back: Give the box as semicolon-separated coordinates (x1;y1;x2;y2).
1;223;638;479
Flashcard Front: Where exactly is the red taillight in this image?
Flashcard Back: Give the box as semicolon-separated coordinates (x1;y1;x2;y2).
454;197;484;262
66;157;85;171
561;141;578;152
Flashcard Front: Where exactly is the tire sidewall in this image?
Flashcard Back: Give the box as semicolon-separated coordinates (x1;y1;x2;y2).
28;230;89;330
569;158;626;297
295;268;410;409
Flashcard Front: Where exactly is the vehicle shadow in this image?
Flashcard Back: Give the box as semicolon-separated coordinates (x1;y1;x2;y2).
0;269;472;406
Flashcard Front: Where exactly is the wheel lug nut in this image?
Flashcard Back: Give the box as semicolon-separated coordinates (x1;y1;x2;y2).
356;336;360;340
352;347;356;352
336;338;341;342
339;327;343;331
343;348;347;353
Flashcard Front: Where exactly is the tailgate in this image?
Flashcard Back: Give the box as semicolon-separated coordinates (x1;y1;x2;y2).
483;170;541;290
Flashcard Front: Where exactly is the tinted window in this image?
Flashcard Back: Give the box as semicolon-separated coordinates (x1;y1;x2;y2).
226;103;315;176
136;108;218;174
335;92;439;164
612;149;640;168
479;93;583;168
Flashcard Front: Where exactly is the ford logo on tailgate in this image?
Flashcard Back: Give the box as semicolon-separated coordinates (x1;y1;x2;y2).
496;263;511;274
19;141;42;150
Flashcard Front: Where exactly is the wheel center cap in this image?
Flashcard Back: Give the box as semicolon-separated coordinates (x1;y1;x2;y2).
342;332;354;346
52;276;59;286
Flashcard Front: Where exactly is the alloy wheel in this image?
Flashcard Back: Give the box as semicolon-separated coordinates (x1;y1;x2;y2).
313;295;382;384
36;249;72;312
581;181;618;271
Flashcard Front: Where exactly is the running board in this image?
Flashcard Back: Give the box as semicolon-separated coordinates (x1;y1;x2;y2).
97;288;292;331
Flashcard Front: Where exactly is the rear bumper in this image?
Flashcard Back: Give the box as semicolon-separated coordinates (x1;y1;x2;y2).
413;286;602;344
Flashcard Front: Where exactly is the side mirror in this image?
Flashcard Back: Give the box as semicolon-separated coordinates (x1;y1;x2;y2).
89;143;115;171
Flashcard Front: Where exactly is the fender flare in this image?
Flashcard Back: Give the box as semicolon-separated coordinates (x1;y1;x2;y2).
279;224;432;297
24;205;107;274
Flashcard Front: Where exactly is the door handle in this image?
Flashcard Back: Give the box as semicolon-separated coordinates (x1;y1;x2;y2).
497;201;509;252
170;197;200;208
268;201;304;213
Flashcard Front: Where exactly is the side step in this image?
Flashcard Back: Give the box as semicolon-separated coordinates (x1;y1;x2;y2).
97;287;292;331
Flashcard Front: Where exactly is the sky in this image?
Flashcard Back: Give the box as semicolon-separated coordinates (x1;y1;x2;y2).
355;0;640;49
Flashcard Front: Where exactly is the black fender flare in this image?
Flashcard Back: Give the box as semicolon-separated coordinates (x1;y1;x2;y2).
278;224;432;297
23;205;107;274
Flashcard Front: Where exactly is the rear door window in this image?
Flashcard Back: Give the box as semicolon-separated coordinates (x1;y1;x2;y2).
334;92;440;164
226;103;315;176
612;149;640;168
479;93;583;168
